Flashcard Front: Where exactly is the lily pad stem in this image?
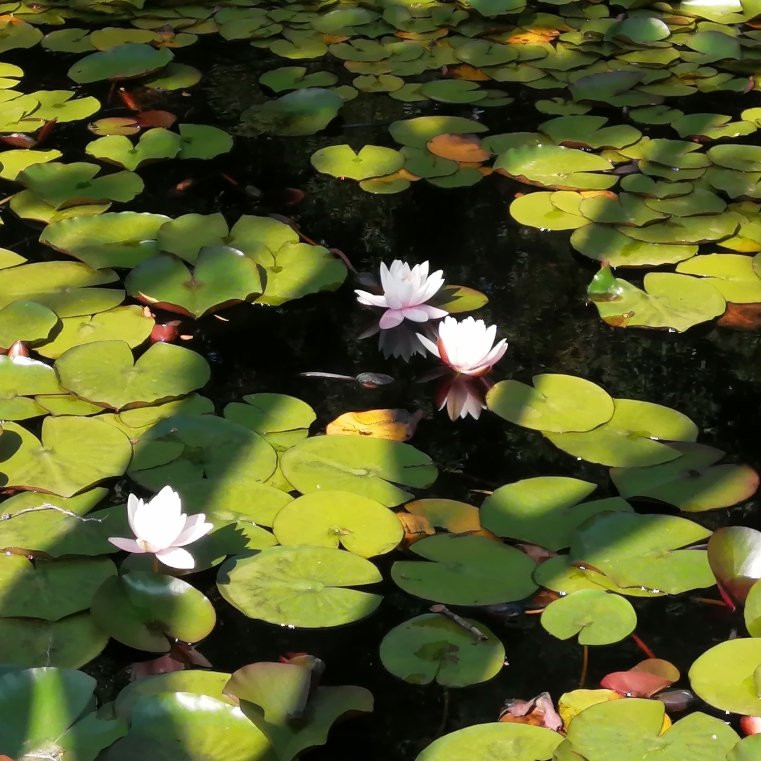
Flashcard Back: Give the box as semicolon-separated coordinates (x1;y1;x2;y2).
579;645;589;689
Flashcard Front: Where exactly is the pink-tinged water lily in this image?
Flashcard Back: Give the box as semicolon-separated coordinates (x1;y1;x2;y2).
418;316;508;377
435;374;492;420
108;486;213;570
355;260;448;330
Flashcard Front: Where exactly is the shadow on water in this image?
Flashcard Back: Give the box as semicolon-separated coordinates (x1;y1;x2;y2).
0;24;760;761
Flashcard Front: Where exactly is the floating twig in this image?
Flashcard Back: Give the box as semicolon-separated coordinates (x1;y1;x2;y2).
430;603;488;642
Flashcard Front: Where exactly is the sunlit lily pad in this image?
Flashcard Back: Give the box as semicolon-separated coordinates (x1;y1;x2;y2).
380;613;505;687
56;340;210;411
487;373;614;433
272;491;402;557
143;63;202;91
311;144;403;180
545;398;698;467
481;477;632;550
541;590;637;645
689;638;761;715
0;556;115;620
389;116;488;148
569;512;714;594
560;698;738;761
125;248;263;318
496;145;616;190
0;148;62;181
587;266;726;332
68;43;174;83
539;115;641;149
571;225;698;267
218;546;382;627
92;571;216;652
0;416;132;497
0;300;58;348
260;66;338;93
178;124;233;160
676;253;761;303
416;723;562;761
611;442;759;512
281;435;437;506
391;534;537;605
224;393;315;447
33;90;101;123
86;128;183;170
18;162;143;209
40;211;169;269
0;17;42;53
510;191;587;231
35;305;154;359
130;414;277;490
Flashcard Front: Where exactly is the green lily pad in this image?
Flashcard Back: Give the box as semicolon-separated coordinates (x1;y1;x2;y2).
689;638;761;715
0;416;132;497
0;148;62;181
571;225;698;267
539;115;641;149
672;113;756;141
391;534;537;605
103;692;271;761
570;512;714;594
0;17;42;53
35;395;103;417
32;90;101;123
561;698;738;761
379;613;505;687
587;267;726;332
486;373;614;433
125;248;263;317
311;144;403;181
541;589;637;645
217;546;383;628
281;435;437;507
42;28;95;54
616;213;739;246
496;144;616;190
481;477;633;550
18;162;143;209
223;393;315;445
0;668;122;759
143;63;202;91
611;442;759;512
389;116;488;148
55;340;209;411
10;191;112;225
0;488;113;556
156;213;228;263
0;556;115;620
177;124;233;160
272;491;402;557
0;614;110;668
0;262;124;317
706;526;761;604
260;66;338;93
416;723;563;761
129;414;277;489
0;354;63;420
545;398;698;467
35;305;154;359
429;285;488;314
68;43;174;84
510;191;587;231
91;572;216;652
0;300;59;348
225;662;373;761
86;128;183;170
730;736;761;761
744;579;761;636
419;79;486;104
676;253;761;303
40;211;169;269
240;88;343;137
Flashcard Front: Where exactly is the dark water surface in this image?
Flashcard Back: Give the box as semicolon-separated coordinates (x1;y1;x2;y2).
5;31;761;761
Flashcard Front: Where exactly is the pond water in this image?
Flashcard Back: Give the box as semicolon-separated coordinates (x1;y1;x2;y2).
2;2;761;761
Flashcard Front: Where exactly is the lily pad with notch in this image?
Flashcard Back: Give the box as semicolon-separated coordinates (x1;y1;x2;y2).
281;435;437;506
68;43;173;83
676;253;761;303
391;534;537;605
380;613;505;687
240;88;343;137
86;128;183;170
91;571;216;652
55;340;210;411
217;546;383;628
311;144;403;181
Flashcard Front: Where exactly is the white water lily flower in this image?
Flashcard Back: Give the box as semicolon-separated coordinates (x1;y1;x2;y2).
108;486;213;570
418;316;508;376
355;259;448;330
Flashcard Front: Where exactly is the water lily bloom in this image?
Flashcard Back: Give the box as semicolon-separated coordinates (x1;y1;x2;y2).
418;316;508;376
435;374;492;420
355;260;448;330
108;486;213;570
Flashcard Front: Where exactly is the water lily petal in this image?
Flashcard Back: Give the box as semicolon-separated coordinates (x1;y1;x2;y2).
355;289;388;308
156;546;196;570
174;513;214;546
416;332;440;357
379;308;405;329
108;536;145;554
